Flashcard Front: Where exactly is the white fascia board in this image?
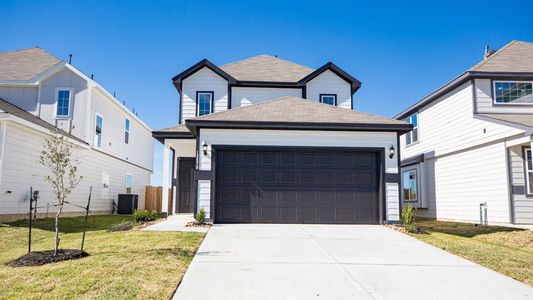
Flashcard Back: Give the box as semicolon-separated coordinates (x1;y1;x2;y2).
64;64;152;131
0;113;90;149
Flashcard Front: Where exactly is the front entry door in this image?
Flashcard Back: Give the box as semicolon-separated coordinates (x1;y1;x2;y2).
177;158;196;213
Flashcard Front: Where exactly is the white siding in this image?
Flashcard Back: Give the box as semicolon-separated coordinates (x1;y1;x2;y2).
401;82;523;159
181;67;228;122
416;142;510;223
509;145;533;224
306;70;352;109
197;129;399;221
475;78;533;114
0;86;39;114
40;68;89;140
400;81;527;224
0;123;150;216
231;87;302;108
90;89;154;170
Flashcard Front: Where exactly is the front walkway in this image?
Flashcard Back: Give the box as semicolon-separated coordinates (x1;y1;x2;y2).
142;214;209;233
174;224;532;299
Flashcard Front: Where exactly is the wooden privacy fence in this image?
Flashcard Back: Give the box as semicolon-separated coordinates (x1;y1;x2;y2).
145;186;171;213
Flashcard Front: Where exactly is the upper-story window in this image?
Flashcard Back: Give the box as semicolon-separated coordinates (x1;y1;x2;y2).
405;112;418;145
125;173;132;193
525;148;533;195
55;89;72;118
94;114;103;148
320;94;337;106
494;81;533;104
124;118;130;144
197;91;214;116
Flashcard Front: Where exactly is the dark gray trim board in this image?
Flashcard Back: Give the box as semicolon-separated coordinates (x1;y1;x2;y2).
152;131;194;143
512;185;526;195
298;62;362;94
186;120;413;135
400;153;425;167
395;71;533;120
193;170;214;180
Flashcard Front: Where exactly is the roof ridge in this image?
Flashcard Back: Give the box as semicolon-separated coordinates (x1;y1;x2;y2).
220;54;314;71
469;40;517;71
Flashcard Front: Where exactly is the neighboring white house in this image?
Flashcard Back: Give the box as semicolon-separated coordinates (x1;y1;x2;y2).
0;48;153;221
153;55;412;224
396;40;533;225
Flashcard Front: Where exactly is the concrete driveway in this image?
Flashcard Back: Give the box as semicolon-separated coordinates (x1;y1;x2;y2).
174;224;532;299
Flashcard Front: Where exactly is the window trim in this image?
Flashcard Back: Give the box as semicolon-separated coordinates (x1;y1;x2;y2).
125;173;133;194
405;112;419;146
524;148;533;196
54;87;74;119
196;91;214;116
402;168;418;202
492;80;533;106
319;94;337;106
94;113;103;149
124;117;130;145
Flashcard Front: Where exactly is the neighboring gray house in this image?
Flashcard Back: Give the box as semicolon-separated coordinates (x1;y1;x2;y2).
153;55;411;224
396;40;533;225
0;48;154;221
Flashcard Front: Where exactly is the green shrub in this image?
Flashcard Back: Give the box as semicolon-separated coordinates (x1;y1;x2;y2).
195;208;206;224
400;204;417;226
133;209;160;222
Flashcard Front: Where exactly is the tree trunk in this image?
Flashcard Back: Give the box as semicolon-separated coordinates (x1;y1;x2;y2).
54;204;63;256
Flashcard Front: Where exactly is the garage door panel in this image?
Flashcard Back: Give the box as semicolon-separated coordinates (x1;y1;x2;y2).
215;149;379;224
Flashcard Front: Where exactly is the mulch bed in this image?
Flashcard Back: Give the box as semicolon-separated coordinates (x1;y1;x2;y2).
186;221;212;228
385;224;426;234
8;249;89;267
106;223;135;232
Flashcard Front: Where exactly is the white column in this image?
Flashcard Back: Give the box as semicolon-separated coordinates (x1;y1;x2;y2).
161;141;171;217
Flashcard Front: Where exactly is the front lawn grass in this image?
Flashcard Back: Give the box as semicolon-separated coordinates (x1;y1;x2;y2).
0;215;205;299
411;220;533;286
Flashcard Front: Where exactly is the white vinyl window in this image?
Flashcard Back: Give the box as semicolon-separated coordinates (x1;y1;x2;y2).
402;169;418;202
494;81;533;104
197;92;213;116
525;148;533;195
125;174;132;194
94;114;103;148
55;88;72;118
405;112;419;145
124;118;130;144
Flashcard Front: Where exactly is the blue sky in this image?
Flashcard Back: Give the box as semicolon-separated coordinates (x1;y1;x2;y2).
2;0;532;185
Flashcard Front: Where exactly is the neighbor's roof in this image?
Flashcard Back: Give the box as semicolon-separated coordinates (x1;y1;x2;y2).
185;96;411;134
0;48;61;81
395;40;533;119
220;54;314;82
469;40;533;72
0;98;87;144
478;114;533;129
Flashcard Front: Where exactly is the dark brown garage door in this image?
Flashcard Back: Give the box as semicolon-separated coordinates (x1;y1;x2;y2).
214;148;380;224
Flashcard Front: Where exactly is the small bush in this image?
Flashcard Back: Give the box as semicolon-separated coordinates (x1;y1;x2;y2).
400;204;417;226
195;208;206;224
133;209;160;222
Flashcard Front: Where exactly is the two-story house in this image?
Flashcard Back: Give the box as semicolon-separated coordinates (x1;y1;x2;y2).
153;55;412;224
0;48;153;221
396;40;533;225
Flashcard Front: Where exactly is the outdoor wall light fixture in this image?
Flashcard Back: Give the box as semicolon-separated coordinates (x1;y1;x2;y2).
202;141;208;156
389;145;395;159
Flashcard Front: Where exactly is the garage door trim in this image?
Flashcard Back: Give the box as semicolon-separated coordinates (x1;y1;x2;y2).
210;145;386;224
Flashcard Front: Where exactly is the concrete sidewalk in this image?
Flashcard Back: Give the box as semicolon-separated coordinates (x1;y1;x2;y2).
174;224;532;300
142;214;209;233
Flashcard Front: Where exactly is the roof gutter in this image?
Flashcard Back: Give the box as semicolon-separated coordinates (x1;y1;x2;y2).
151;130;195;144
395;71;533;120
185;120;413;135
